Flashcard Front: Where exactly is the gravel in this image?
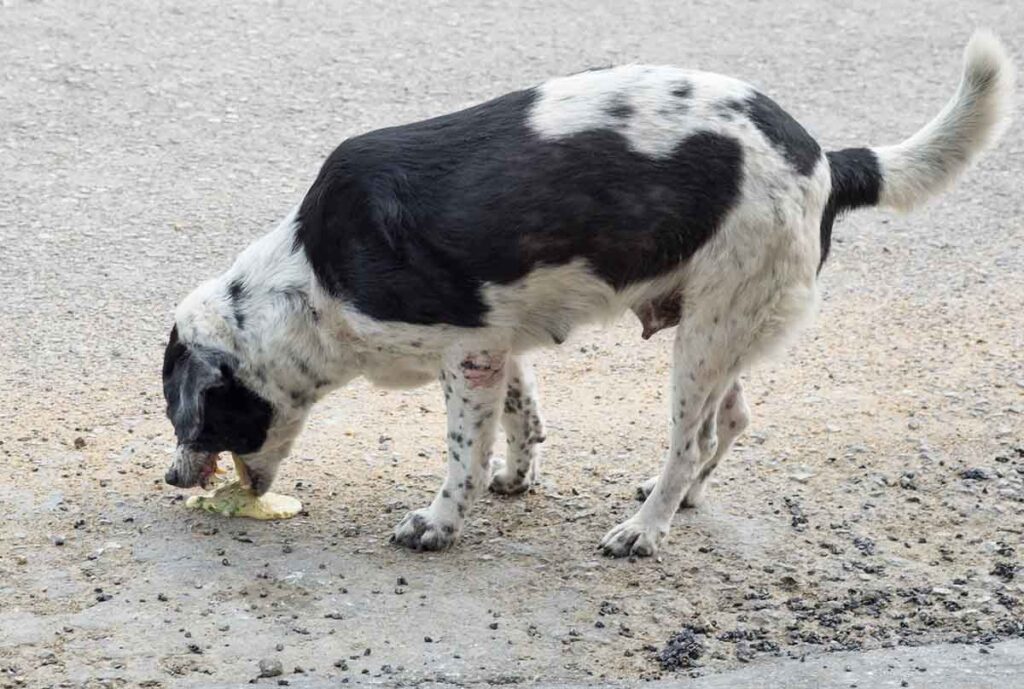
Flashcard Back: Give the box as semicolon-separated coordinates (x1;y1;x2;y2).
258;658;284;678
0;0;1021;686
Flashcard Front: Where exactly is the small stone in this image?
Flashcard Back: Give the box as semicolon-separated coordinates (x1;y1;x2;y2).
333;659;348;670
960;468;990;481
397;576;408;586
74;437;86;449
489;622;499;630
907;419;921;430
259;658;284;678
15;555;28;565
53;535;65;546
789;468;815;484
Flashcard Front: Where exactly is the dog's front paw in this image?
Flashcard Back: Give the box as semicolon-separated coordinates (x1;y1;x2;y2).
599;516;667;558
391;508;459;552
489;458;534;496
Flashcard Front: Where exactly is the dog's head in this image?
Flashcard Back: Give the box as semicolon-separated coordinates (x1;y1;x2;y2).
162;325;273;490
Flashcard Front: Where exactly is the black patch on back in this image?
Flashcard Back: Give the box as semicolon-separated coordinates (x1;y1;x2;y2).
228;279;246;329
818;148;881;269
162;326;272;455
605;95;634;119
743;91;821;176
295;89;743;326
670;83;693;99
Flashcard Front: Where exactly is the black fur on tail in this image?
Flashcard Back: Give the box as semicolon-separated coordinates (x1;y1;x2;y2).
819;148;882;269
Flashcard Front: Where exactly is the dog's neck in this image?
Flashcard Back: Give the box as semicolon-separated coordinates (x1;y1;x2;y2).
176;209;361;416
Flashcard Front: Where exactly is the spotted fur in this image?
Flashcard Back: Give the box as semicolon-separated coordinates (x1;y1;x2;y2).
164;32;1013;558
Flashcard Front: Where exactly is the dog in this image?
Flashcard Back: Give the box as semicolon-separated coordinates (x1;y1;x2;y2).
163;32;1012;557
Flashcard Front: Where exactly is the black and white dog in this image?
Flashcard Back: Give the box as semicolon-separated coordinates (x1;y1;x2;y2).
163;33;1012;557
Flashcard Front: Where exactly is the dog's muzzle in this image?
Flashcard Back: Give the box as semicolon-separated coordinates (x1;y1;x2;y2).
165;447;220;489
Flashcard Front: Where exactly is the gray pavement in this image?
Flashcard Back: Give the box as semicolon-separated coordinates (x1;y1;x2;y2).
1;1;1022;687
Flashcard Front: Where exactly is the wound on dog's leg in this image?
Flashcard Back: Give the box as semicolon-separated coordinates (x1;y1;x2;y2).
460;352;506;388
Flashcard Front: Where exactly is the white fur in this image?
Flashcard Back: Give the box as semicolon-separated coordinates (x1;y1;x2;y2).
875;31;1014;211
532;66;753;157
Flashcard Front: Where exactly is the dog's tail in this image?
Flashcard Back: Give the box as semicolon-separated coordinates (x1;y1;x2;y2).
825;30;1014;224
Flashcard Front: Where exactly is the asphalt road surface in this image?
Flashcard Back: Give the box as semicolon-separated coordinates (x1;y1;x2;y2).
1;0;1021;687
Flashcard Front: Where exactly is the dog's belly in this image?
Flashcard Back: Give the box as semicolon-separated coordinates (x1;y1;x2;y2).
480;258;686;350
362;357;438;389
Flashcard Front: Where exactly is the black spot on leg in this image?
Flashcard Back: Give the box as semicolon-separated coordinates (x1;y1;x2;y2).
685;440;692;451
442;489;451;499
465;477;474;491
730;421;737;429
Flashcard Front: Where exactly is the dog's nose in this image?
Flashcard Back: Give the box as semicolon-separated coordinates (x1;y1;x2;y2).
165;467;182;487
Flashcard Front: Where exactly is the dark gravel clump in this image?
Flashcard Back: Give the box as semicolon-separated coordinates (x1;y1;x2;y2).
657;626;707;670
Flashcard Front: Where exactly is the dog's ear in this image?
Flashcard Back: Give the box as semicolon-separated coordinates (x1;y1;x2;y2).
162;327;229;444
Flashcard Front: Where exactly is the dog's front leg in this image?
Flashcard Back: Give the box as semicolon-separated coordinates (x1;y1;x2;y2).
392;349;508;551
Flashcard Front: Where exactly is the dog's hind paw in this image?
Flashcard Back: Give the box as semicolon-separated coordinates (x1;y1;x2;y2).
391;508;459;552
488;457;534;496
636;475;703;510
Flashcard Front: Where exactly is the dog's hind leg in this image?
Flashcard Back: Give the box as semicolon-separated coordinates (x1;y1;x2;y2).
490;356;546;495
392;348;508;551
601;311;738;558
636;379;750;508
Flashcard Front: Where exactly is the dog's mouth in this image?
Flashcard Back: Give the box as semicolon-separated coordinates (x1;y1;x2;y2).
165;448;222;489
198;452;222;489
